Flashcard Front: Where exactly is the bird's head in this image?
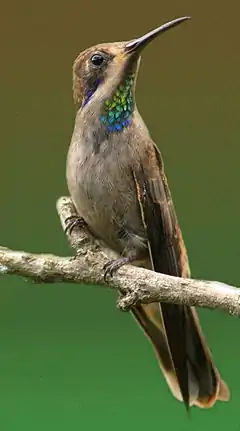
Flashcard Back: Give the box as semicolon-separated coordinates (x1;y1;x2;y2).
73;17;190;132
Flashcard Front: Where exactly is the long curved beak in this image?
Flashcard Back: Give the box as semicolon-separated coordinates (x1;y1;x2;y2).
125;16;191;53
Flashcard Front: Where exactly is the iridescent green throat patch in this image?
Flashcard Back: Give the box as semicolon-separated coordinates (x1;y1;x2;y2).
100;74;135;132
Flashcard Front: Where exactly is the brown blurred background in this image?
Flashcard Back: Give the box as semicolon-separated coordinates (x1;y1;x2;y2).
0;0;239;429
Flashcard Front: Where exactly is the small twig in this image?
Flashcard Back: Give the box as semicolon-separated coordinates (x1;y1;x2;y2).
0;196;239;316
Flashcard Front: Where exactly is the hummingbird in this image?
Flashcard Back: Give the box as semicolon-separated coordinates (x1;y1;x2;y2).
66;17;230;409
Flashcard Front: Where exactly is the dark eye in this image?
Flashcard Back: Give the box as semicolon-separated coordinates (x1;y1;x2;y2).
91;53;105;67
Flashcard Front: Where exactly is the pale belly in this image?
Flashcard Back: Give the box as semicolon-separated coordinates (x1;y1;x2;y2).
66;140;147;257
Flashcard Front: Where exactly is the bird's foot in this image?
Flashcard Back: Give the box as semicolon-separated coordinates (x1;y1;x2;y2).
65;215;87;235
103;257;133;281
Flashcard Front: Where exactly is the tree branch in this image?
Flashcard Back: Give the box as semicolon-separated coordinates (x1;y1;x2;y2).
0;196;240;316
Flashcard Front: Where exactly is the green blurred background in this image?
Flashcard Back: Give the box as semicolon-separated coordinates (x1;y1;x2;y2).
0;0;239;429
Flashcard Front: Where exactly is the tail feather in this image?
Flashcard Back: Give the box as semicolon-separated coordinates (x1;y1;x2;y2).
131;160;229;408
131;303;230;408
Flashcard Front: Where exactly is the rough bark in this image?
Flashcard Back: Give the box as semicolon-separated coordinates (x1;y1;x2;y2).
0;196;239;316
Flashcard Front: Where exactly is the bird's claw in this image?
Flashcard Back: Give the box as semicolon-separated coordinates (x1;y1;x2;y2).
103;257;130;281
103;260;116;280
65;215;86;235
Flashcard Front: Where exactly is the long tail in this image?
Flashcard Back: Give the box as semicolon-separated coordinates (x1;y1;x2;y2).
131;161;229;408
131;303;229;408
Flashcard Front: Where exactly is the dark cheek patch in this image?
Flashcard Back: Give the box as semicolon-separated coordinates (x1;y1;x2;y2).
82;77;104;107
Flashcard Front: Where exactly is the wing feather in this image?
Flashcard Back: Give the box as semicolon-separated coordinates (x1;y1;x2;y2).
131;141;229;407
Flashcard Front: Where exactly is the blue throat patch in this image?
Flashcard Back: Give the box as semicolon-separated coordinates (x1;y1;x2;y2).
100;74;135;132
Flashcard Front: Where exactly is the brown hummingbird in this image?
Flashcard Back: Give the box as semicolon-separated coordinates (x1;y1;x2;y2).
66;17;230;409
